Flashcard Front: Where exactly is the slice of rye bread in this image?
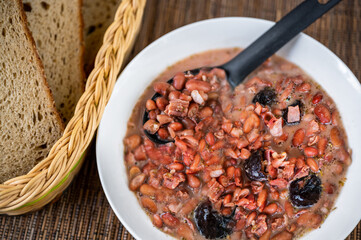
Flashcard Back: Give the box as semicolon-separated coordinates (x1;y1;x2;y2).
0;0;64;183
83;0;122;75
23;0;85;123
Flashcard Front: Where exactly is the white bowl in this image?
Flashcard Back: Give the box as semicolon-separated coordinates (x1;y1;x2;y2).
96;17;361;240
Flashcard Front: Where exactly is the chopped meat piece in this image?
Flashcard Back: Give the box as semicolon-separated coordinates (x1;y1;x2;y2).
252;214;268;237
191;90;208;105
165;99;190;117
306;120;320;136
163;172;186;189
287;105;300;123
269;178;288;189
207;178;224;202
265;116;283;137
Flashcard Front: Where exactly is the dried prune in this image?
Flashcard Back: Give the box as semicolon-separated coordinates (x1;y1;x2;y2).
244;150;267;181
289;174;322;208
282;100;303;125
194;201;233;239
252;88;277;106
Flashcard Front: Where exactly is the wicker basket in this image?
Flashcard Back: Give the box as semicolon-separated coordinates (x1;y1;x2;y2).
0;0;146;215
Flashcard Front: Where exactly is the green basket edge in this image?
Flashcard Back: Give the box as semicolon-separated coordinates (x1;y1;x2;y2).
15;151;86;210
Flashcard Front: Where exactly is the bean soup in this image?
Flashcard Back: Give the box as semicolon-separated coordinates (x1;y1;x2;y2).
123;48;351;240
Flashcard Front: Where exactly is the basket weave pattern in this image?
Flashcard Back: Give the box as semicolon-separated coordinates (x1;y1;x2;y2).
0;0;146;215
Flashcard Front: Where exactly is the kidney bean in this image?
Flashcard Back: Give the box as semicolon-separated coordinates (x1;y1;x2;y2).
143;119;160;134
211;140;225;151
297;212;322;228
204;132;215;146
179;199;199;216
306;158;319;172
124;134;141;150
173;73;186;90
169;122;183;131
304;146;318;157
157;128;169;139
199;106;213;119
153;82;170;96
237;137;249;149
240;148;251;160
129;166;141;179
330;127;343;147
263;203;278;215
314;104;331;124
296;82;311;92
168;90;181;101
161;213;180;228
312;93;323;104
243;116;254;134
185;79;212;93
287;223;297;233
168;162;184;171
223;194;232;206
141;196;158;213
187;174;201;188
271;231;293;240
129;173;146;191
153;214;163;228
292;129;305;146
257;189;268;209
134;145;147;160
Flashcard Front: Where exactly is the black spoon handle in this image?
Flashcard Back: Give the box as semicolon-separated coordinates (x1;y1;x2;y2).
221;0;341;88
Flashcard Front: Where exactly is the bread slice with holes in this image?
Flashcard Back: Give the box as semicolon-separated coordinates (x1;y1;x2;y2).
23;0;85;123
83;0;122;74
0;0;64;183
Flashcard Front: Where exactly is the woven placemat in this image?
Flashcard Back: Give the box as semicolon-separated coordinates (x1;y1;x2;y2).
0;0;359;239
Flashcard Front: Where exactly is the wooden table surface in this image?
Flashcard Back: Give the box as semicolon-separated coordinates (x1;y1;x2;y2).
0;0;360;239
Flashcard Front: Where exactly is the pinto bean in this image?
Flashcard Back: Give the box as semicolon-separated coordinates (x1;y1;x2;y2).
292;129;305;146
317;137;328;155
297;212;322;228
168;163;184;171
240;148;251;160
154;82;170;96
271;231;293;240
124;134;142;150
257;189;268;209
141;197;158;213
146;99;157;111
314;104;331;124
130;173;146;191
284;201;294;218
168;90;181;101
296;82;311;92
263;203;278;215
153;214;163;228
161;213;180;228
156;97;169;111
173;73;186;90
185;80;212;92
330;127;343;147
259;229;272;240
177;223;194;240
304;146;318;157
306;158;319;172
140;184;156;197
129;166;141;179
181;118;196;129
157;128;169;139
312;93;323;104
246;211;257;226
148;110;157;120
169;122;183;131
187;174;201;188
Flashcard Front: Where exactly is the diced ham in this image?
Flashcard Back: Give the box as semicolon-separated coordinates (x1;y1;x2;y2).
165;99;189;117
287;105;300;123
252;214;268;237
269;178;288;189
280;164;295;180
306;120;319;136
163;172;186;189
268;117;283;137
207;178;224;202
209;165;225;178
293;166;310;180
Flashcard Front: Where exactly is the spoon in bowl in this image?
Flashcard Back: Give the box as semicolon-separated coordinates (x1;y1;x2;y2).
144;0;341;144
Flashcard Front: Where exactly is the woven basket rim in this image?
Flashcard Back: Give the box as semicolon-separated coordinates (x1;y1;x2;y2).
0;0;146;215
